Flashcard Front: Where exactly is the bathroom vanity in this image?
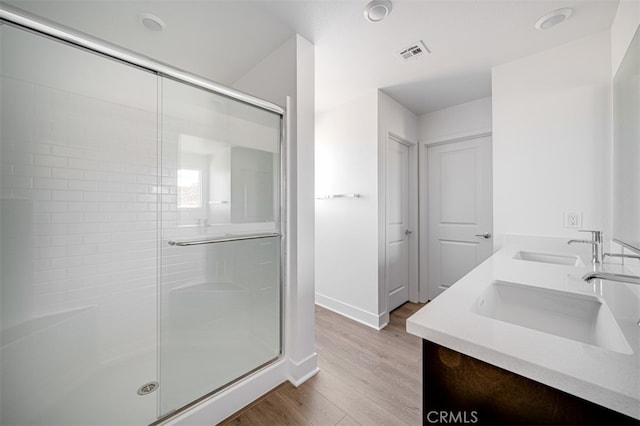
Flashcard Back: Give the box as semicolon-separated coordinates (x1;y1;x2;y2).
407;236;640;425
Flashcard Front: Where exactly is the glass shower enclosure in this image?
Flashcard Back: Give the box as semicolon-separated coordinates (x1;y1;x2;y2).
0;8;283;425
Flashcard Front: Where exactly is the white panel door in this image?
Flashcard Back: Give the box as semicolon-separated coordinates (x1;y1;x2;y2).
386;138;411;311
427;136;492;299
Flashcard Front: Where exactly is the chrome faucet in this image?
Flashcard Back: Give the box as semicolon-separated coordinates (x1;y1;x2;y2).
567;230;602;264
582;271;640;286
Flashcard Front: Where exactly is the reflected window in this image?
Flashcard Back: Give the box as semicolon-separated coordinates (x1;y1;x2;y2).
177;169;202;208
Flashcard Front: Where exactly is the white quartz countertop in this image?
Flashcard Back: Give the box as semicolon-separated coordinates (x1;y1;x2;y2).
406;236;640;420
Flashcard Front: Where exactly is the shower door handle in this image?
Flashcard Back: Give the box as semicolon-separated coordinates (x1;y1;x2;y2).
168;232;280;246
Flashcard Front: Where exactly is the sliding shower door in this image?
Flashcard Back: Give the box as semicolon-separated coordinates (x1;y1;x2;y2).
1;14;283;425
0;24;159;425
159;78;282;415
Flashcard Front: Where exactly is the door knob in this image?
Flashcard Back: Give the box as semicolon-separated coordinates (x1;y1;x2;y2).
405;229;413;236
475;232;491;239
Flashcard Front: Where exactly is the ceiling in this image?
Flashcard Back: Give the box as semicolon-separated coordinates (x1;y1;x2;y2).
4;0;620;115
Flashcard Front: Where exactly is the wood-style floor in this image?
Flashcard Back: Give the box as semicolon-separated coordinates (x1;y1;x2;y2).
220;302;426;426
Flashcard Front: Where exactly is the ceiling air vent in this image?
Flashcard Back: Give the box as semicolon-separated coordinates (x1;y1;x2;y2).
398;40;430;62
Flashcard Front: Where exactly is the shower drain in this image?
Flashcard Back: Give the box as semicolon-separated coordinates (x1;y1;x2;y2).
137;382;159;396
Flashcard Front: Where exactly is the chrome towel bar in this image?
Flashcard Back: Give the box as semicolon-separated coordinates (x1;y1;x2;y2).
315;194;361;199
168;232;280;247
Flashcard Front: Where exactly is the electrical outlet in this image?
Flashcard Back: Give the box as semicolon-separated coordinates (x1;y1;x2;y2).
564;211;582;228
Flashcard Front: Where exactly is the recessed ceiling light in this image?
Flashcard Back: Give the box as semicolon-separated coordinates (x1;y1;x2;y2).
535;8;572;30
139;13;166;32
364;0;392;23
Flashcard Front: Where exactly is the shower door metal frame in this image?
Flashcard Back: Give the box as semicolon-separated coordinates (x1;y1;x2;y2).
0;4;283;116
0;2;288;424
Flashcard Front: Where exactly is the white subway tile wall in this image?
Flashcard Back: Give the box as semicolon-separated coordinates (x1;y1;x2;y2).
1;75;163;362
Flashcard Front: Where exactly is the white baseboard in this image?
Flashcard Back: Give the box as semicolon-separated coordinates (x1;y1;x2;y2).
164;359;288;426
315;293;388;330
288;352;319;387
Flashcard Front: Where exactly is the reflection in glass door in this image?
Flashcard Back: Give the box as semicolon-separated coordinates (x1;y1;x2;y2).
159;77;282;415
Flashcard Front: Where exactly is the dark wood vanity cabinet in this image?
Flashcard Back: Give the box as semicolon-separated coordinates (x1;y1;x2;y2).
422;339;639;425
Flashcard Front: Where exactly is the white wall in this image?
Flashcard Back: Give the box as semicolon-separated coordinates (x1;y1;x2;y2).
379;92;420;144
291;36;317;373
418;97;492;143
612;0;640;77
315;91;380;326
233;37;296;108
315;90;417;329
492;30;612;249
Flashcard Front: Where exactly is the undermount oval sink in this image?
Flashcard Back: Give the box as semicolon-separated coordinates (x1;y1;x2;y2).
471;280;632;354
513;250;584;267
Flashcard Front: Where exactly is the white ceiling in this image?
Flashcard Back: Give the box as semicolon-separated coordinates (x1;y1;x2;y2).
5;0;620;115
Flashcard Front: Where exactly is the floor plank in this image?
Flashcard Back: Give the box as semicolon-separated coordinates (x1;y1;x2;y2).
336;415;361;426
276;382;346;426
219;302;425;426
304;370;411;426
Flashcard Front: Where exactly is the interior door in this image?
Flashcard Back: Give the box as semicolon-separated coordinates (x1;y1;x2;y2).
386;137;411;311
427;136;492;299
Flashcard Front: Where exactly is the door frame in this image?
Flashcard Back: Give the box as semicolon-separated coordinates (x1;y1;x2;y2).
381;132;419;314
419;130;492;302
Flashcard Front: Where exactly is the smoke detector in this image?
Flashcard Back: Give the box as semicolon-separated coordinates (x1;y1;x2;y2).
398;40;430;62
